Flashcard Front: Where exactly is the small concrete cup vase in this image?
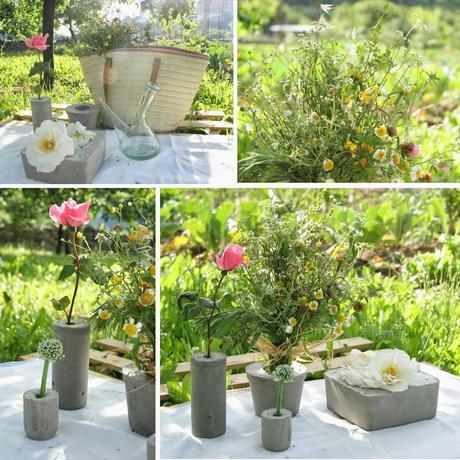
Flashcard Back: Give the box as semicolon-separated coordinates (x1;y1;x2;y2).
261;364;295;452
31;97;52;131
147;434;155;460
66;103;99;129
123;364;155;437
23;338;64;441
191;351;227;438
52;320;90;410
246;361;307;416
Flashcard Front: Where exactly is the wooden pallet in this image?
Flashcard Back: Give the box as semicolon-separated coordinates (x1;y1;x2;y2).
160;336;373;401
14;106;232;134
19;338;134;375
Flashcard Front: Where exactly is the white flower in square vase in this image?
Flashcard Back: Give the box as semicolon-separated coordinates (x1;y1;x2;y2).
341;349;427;392
25;120;74;173
67;121;96;148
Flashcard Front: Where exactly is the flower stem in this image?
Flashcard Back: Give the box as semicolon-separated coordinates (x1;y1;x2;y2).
67;228;81;325
275;381;284;416
206;271;227;358
39;360;49;398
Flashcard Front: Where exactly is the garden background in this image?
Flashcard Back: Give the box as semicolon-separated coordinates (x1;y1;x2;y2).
160;188;460;403
238;0;460;182
0;188;155;373
0;0;233;124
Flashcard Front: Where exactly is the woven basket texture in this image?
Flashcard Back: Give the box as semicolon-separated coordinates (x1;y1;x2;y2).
80;47;209;133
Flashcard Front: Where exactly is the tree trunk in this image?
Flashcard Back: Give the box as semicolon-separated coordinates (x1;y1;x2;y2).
42;0;55;90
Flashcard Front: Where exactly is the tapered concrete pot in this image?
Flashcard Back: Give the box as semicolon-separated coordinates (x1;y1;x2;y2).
191;352;226;438
261;408;292;452
23;389;58;440
325;368;439;430
246;362;307;416
123;364;155;437
31;97;52;131
52;320;90;410
66;103;99;129
147;434;155;460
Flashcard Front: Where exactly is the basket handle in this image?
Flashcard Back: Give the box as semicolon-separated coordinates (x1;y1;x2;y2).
150;58;161;83
103;57;113;102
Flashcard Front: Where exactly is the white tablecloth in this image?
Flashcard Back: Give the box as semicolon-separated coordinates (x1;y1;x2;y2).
0;121;235;184
160;364;460;459
0;360;147;460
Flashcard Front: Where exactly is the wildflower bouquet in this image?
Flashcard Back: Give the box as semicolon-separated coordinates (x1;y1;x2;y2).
239;15;438;183
89;205;155;377
216;193;364;372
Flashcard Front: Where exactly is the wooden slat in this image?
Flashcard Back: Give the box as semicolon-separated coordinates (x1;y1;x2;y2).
193;110;225;120
19;349;132;373
15;110;68;122
160;384;169;401
176;119;233;132
95;338;133;354
174;337;372;376
89;349;132;372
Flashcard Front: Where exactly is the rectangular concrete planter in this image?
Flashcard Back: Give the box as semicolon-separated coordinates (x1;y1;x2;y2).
325;368;439;431
21;132;106;184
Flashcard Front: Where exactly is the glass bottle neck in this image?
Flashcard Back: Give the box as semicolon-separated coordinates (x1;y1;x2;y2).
133;82;160;125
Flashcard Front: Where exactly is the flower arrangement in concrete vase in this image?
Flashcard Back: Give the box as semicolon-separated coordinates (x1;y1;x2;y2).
261;364;295;452
89;204;155;437
24;34;54;131
48;198;92;410
23;339;64;440
325;349;440;431
178;244;247;438
215;192;363;417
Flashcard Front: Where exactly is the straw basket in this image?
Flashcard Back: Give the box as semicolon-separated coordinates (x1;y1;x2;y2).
79;47;209;133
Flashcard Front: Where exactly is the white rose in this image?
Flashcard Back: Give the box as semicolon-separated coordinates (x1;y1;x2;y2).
67;121;96;148
26;120;74;173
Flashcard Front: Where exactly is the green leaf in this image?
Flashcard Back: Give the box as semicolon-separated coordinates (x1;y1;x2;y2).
3;291;12;304
28;64;42;77
51;296;70;311
58;264;75;281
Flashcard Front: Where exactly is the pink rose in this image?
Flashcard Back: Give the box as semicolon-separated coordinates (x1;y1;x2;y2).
49;199;91;227
25;34;50;52
213;244;246;272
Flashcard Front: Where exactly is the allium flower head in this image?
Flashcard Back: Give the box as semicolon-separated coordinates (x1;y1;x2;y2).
38;338;64;363
273;364;295;383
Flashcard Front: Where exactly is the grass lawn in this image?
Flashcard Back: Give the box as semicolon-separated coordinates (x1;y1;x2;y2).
0;245;98;363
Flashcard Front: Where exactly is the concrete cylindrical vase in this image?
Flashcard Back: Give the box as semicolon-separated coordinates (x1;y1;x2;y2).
147;434;155;460
31;97;52;131
52;320;90;410
123;364;155;437
23;389;59;440
191;352;226;438
261;408;292;452
246;362;307;416
66;103;99;129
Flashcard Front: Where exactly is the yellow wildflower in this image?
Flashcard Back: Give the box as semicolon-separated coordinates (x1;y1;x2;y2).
323;159;334;172
289;317;297;327
314;138;322;146
344;140;358;153
243;255;249;263
139;288;155;307
309;301;319;311
172;235;189;249
314;289;324;300
329;305;338;315
98;309;111;320
344;96;353;105
111;276;123;285
149;265;156;277
338;314;346;323
311;112;321;123
127;231;140;241
373;149;386;161
375;126;388;139
114;297;123;309
333;324;344;337
76;231;83;239
351;71;364;82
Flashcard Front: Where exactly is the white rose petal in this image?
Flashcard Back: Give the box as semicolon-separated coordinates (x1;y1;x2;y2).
26;120;74;173
67;121;96;148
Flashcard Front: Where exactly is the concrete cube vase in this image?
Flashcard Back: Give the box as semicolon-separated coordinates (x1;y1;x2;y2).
52;320;90;410
31;97;52;131
66;103;99;129
325;368;440;430
147;434;155;460
123;364;155;437
246;362;307;416
191;352;226;438
23;389;59;440
261;408;292;452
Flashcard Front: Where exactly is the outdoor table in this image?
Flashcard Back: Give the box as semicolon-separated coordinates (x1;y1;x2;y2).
0;121;235;185
160;363;460;459
0;360;148;460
